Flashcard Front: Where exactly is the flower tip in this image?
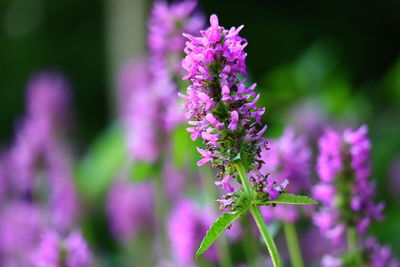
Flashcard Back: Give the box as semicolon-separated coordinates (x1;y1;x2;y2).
210;14;219;27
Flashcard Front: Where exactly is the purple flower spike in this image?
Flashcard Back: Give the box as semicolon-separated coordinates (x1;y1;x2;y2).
313;126;384;242
10;72;72;193
180;14;277;202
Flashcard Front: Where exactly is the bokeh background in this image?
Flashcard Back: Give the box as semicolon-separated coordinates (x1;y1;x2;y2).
1;0;399;266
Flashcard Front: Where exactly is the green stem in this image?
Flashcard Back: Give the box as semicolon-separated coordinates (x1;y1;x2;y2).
234;163;283;267
241;216;259;267
347;227;357;253
283;223;304;267
250;206;283;267
234;163;253;194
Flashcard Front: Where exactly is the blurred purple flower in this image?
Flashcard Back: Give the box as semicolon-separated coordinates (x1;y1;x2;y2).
163;160;186;202
33;230;92;267
0;201;44;265
259;127;311;223
148;0;204;75
32;231;59;267
26;72;71;132
363;237;399;267
260;127;311;193
343;126;371;181
118;1;204;157
168;200;218;266
46;144;79;231
316;128;343;183
321;255;342;267
287;99;328;141
312;183;336;206
320;237;399;267
149;0;204;131
301;226;345;265
313;126;384;243
107;179;154;242
7;73;79;232
64;231;93;267
117;60;160;162
261;204;299;223
0;71;81;264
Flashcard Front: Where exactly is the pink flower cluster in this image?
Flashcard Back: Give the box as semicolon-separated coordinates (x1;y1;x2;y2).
180;14;270;195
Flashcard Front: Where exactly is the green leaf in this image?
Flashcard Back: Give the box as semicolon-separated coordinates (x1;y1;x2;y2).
75;124;127;201
261;193;318;205
196;212;244;257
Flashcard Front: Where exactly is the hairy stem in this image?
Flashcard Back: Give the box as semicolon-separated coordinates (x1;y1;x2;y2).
234;163;283;267
284;223;304;267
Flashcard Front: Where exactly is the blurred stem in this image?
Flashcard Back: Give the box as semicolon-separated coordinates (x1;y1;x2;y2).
154;170;169;259
347;227;357;253
235;163;283;267
106;0;146;115
126;230;154;266
217;236;233;267
283;223;304;267
202;167;233;267
241;216;258;267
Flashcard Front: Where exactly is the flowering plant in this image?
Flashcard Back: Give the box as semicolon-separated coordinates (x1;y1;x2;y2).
180;14;317;267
